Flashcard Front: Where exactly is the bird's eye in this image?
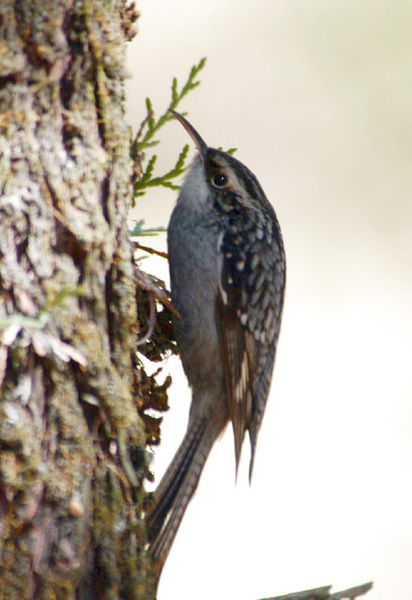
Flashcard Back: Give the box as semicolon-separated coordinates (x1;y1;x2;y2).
212;173;228;188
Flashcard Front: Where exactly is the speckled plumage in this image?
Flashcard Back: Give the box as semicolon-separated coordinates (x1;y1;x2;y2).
147;112;286;573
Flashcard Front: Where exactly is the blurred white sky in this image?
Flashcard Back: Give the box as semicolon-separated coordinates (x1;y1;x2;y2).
126;1;412;599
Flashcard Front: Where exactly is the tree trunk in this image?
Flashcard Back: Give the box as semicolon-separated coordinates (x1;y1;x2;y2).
0;0;154;597
0;2;376;599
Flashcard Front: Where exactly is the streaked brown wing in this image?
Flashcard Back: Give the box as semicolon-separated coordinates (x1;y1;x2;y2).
216;293;255;472
216;204;285;478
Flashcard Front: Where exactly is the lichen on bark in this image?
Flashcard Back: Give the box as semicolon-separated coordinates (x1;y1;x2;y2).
0;1;155;598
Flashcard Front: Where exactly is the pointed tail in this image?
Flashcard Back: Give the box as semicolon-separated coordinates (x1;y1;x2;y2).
146;414;225;572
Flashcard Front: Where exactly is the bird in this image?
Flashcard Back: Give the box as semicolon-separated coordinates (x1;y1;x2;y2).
146;110;286;574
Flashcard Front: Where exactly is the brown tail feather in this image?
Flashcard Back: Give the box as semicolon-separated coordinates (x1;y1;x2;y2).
147;414;225;572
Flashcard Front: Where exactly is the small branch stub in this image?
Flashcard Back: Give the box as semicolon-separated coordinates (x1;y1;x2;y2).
263;582;373;600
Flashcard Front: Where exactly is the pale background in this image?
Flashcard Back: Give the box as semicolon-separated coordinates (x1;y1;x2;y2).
125;1;412;599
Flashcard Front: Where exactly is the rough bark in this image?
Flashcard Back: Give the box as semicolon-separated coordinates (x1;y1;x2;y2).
0;2;375;599
0;0;154;598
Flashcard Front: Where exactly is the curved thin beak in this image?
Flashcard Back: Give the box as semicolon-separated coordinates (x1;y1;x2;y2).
169;110;208;159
